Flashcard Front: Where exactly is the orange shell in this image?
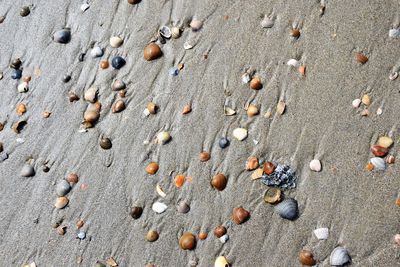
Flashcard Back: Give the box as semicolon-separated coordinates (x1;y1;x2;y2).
175;175;185;188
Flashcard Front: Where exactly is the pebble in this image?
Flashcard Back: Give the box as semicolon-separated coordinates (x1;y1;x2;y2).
77;231;86;240
370;145;388;157
62;74;71;83
152;201;167;214
67;173;79;184
20;164;35;177
11;69;22;79
100;60;109;69
352;98;361;108
218;137;230;148
157;131;171;145
246;156;259;171
91;46;103;58
182;105;192;114
112;100;126;113
110;36;123;48
370;157;386;170
183;41;195;50
232;207;250;224
233;128;248;141
247;104;259;117
309;159;322;172
377;136;393;148
215;256;229;267
128;0;141;4
249;77;262;90
53;28;71;44
211;174;227;191
299;250;316;266
241;73;251;83
111;56;126;69
0;16;5;23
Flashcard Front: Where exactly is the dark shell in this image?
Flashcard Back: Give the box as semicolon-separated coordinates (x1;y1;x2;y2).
177;200;190;214
232;207;250;224
42;165;50;172
218;137;230;148
274;198;299;220
11;69;22;79
78;53;86;62
10;58;22;69
111;56;126;69
100;137;112;150
20;6;30;17
0;142;3;153
12;120;27;133
53;28;71;44
128;0;141;4
214;226;227;238
130;206;143;219
20;164;35;177
62;74;71;83
179;232;196;250
0;16;5;23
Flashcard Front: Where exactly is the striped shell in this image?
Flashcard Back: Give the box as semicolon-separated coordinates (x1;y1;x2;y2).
329;247;350;266
274;198;298;220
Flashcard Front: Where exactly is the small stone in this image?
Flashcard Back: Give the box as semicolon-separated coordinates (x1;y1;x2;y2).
157;131;171;145
76;220;84;229
352;99;361;108
218;137;230;148
309;159;322;172
11;69;22;79
111;56;126;69
219;234;229;243
62;74;71;83
91;46;103;58
169;67;179;76
110;36;123;48
56;180;71;196
77;231;86;240
241;73;251;83
389;28;400;38
249;77;262;90
377;136;393;148
53;28;71;44
233;128;248;141
182;105;192;114
21;164;35;177
54;196;69;209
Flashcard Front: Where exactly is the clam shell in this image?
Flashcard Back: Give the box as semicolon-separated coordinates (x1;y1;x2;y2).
21;164;35;177
146;230;159;242
274;198;298;220
159;26;171;39
190;20;203;31
287;59;300;68
232;207;250;224
355;52;368;64
111;56;126;69
111;79;126;91
313;227;329;240
171;27;181;38
277;101;286;115
370;157;386;170
219;137;230;148
18;82;29;93
309;159;322;172
152;201;167;214
233;128;248;141
112;100;126;113
184;41;195;50
91;46;103;58
352;99;361;108
389;71;398;80
110;36;123;48
264;188;282;204
54;196;69;209
100;137;112;150
224;107;236;116
157;131;171;145
179;232;196;250
214;256;229;267
329;247;350;266
130;206;143;219
53;29;71;44
144;43;162;61
261;16;274;28
81;3;90;12
84;87;98;103
84;110;99;123
77;231;86;240
299;250;316;266
211;174;227;191
56;180;71;196
389;28;400;38
214;226;227;238
177;200;190;214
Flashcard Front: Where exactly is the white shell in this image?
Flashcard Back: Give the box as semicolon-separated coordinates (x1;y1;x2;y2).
241;73;251;83
376;107;383;115
224;107;236;116
152;201;167;214
143;108;151;116
159;26;171;39
389;28;400;38
23;262;36;267
370;157;386;170
287;59;300;68
219;234;229;243
80;3;90;12
313;227;329;240
157;131;171;145
171;27;181;38
261;16;274;28
233;128;248;141
215;256;229;267
90;46;103;58
329;247;350;266
309;159;322;172
84;87;98;103
190;20;203;31
77;231;86;240
110;36;123;48
352;99;361;108
377;136;393;148
156;184;166;198
18;82;29;93
184;41;195;50
274;198;298;220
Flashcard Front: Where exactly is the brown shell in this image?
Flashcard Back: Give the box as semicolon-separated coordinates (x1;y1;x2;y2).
370;145;388;157
144;43;162;61
112;100;126;113
146;230;159;242
245;156;259;171
175;175;185;188
264;188;282;204
68;92;80;102
99;137;112;150
395;198;400;207
355;52;368;64
100;60;109;69
57;226;66;235
198;232;207;240
16;103;27;115
147;102;157;114
214;226;227;238
84;110;100;123
146;162;159;174
211;174;227;191
199;151;210;162
182;105;192;114
23;76;31;82
299;250;316;266
366;162;374;171
232;207;250;224
250;77;262;90
55;196;69;209
263;161;276;175
128;0;141;4
247;104;259;117
42;111;51;118
298;65;306;76
76;220;84;229
130;206;143;219
179;232;196;250
290;29;301;38
67;173;78;184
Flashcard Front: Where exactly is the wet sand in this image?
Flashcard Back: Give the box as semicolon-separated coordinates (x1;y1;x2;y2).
0;1;399;266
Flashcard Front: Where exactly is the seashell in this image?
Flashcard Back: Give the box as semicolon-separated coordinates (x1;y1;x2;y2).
171;27;181;38
12;120;27;133
232;207;250;224
10;58;22;69
219;137;230;148
246;156;259;171
68;91;79;102
355;52;368;64
179;232;196;250
263;161;276;175
309;159;322;172
99;137;112;150
224;106;236;116
159;26;171;39
249;77;262;90
251;168;264;180
84;87;98;103
112;100;126;113
182;105;192;114
56;226;66;235
199;151;210;162
370;157;386;170
389;71;398;80
389;28;400;38
376;107;383;115
247;104;259;117
54;196;69;209
67;173;79;184
219;234;229;243
91;46;103;58
128;0;141;4
152;201;167;214
242;73;251;83
177;200;190;213
62;74;71;83
261;16;274;28
214;226;227;238
313;227;329;240
233;128;248;141
100;60;109;69
18;82;29;93
360;109;369;116
146;230;159;242
156;183;166;197
198;232;207;240
298;65;306;76
377;136;393;148
16;103;27;115
157;131;171;145
299;250;316;266
0;16;5;24
211;174;227;191
370;145;388;157
386;155;395;164
366;162;374;171
111;56;126;69
22;76;31;82
11;69;22;79
190;20;203;31
175;175;185;188
394;234;400;245
287;59;300;68
147;102;157;114
76;220;84;229
84;110;99;123
361;94;370;105
274;198;298;220
329;247;350;266
20;164;35;177
81;3;90;12
146;162;159;174
111;79;126;91
277;100;286;114
77;231;86;240
53;28;71;44
290;29;301;38
110;36;123;48
144;43;162;61
20;6;30;17
352;99;361;108
215;256;229;267
184;41;195;50
56;180;71;196
264;187;282;204
130;206;143;219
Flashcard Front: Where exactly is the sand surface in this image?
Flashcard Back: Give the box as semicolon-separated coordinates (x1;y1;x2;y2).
0;1;399;266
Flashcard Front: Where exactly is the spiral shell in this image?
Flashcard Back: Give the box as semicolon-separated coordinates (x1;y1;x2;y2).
329;247;350;266
274;198;298;220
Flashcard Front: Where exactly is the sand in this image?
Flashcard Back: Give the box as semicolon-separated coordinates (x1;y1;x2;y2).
0;0;399;266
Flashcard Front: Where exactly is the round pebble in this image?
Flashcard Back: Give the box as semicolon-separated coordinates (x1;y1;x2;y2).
111;56;126;69
309;159;322;172
53;28;71;44
91;46;103;58
110;36;123;48
218;137;230;148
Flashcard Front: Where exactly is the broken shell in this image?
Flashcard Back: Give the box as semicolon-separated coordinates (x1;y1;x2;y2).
42;111;51;118
112;79;126;91
370;145;388;157
299;250;316;266
232;207;250;224
53;28;71;44
211;174;227;191
287;59;300;68
159;26;171;39
179;232;196;250
175;175;185;188
110;36;123;48
298;65;306;76
18;82;29;93
361;94;370;106
241;73;251;83
214;226;227;238
182;105;192;114
290;29;300;38
146;162;159;174
177;200;190;214
56;180;71;196
264;187;282;204
389;71;398;80
355;52;368;64
261;16;274;28
329;247;350;266
152;201;167;214
274;198;298;220
171;27;181;39
224;107;236;116
309;159;322;172
184;41;195;50
99;137;112;150
67;173;79;184
147;102;157;114
352;99;361;108
389;28;400;38
233;128;248;141
76;220;84;229
246;156;259;171
20;164;35;177
377;136;393;148
146;230;159;242
360;109;369;116
54;196;69;209
249;77;262;90
215;256;229;267
366;162;374;171
190;20;203;31
12;120;27;133
277;101;286;115
144;43;162;61
56;225;66;235
16;103;27;115
370;157;386;170
91;46;103;58
130;206;143;219
251;168;264;180
247;104;259;117
199;151;210;162
157;131;171;145
313;227;329;240
0;142;3;153
263;161;276;175
112;100;126;113
386;155;395;164
84;87;98;103
83;110;99;123
156;184;166;198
